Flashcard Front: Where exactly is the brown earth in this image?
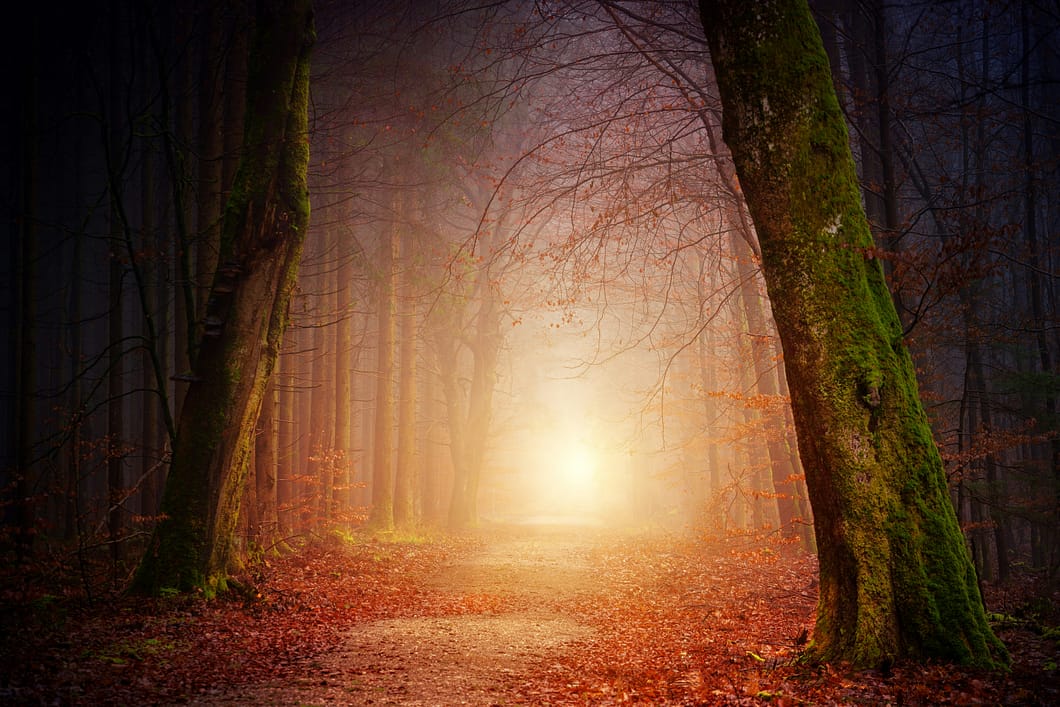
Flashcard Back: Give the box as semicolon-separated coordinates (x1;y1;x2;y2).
216;520;609;705
4;518;1057;705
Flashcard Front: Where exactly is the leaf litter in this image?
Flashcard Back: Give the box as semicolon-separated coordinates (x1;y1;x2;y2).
1;523;1057;705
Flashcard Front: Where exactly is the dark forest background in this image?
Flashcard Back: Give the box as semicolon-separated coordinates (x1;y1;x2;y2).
1;0;1057;601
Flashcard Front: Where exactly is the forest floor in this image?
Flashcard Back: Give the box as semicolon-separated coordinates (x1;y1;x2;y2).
2;518;1058;705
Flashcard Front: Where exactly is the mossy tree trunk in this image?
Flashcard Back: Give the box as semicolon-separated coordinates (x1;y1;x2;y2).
132;0;314;595
700;0;1006;669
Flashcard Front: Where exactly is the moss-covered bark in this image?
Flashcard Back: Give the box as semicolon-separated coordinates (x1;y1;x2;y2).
131;0;315;595
700;0;1006;669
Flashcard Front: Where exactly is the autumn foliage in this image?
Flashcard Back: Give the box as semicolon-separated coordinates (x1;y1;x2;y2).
3;525;1057;704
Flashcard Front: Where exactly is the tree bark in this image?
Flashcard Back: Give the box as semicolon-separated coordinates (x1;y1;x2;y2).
1020;1;1060;578
700;0;1006;668
731;232;796;536
14;37;39;557
333;246;354;523
393;227;418;528
253;374;279;542
369;219;397;530
107;4;126;572
194;0;226;337
307;270;333;524
278;331;297;532
420;368;441;523
132;0;315;594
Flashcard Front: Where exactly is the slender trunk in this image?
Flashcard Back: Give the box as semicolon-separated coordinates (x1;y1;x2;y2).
369;221;396;530
1021;1;1060;577
694;255;723;510
65;184;84;542
456;212;509;529
15;38;39;556
394;230;418;528
358;336;375;510
254;375;278;542
159;2;196;409
107;206;125;570
195;0;225;333
734;329;760;530
420;369;441;523
222;0;249;195
958;13;1008;583
294;327;311;528
463;314;497;526
776;353;815;552
437;336;468;527
107;4;126;572
278;338;296;532
308;290;331;524
732;232;796;535
696;327;721;501
140;114;162;518
333;250;354;523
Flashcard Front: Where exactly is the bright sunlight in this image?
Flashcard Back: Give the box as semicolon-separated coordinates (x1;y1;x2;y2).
553;435;599;505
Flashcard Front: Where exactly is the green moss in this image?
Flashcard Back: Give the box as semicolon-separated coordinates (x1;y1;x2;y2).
703;0;1007;670
131;0;314;598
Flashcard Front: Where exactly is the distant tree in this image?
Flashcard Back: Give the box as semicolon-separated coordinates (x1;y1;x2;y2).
132;0;315;594
700;0;1007;668
368;210;397;531
393;222;419;528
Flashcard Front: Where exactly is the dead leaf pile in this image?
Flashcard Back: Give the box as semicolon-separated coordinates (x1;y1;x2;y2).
1;526;1057;705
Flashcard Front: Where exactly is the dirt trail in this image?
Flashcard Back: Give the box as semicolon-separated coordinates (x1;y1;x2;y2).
220;519;610;705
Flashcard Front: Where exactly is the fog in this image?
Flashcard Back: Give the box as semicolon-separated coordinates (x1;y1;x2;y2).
2;0;1056;576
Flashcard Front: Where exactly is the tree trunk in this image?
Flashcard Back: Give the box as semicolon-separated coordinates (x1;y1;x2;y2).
440;272;500;530
194;0;226;337
14;43;39;557
420;367;441;524
139;121;163;519
278;333;297;532
254;374;279;543
731;232;796;536
333;247;354;524
132;0;314;594
700;0;1006;668
775;345;816;552
369;220;397;530
462;305;498;526
695;257;723;511
107;6;126;572
436;335;468;527
65;140;84;543
1020;2;1060;578
166;3;196;412
307;276;332;525
393;227;418;528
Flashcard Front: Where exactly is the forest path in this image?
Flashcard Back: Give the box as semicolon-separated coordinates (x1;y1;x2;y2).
11;519;1046;705
220;518;622;705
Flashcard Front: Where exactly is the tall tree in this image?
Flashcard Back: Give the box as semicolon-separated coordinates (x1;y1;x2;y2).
368;213;397;530
252;374;279;541
106;1;128;573
332;246;356;524
132;0;315;594
393;223;418;528
700;0;1006;668
13;22;39;556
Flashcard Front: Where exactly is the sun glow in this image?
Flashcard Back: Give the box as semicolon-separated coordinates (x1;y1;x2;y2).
514;426;607;520
558;439;597;493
